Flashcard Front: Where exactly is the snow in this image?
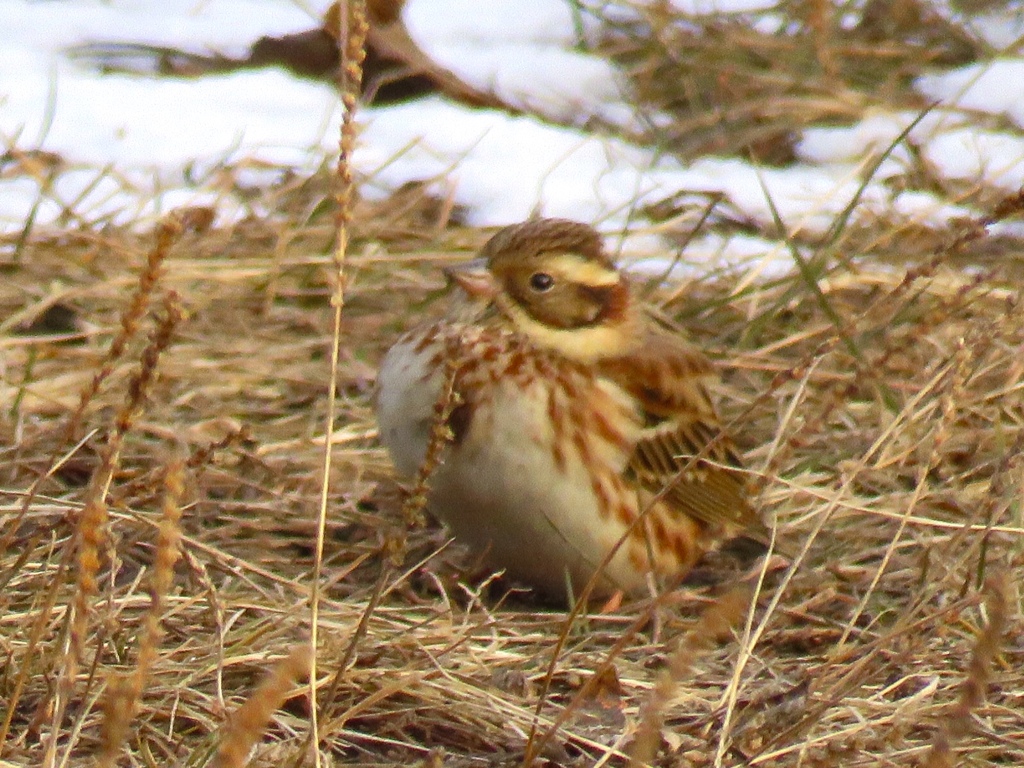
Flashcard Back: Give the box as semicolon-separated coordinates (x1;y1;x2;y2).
5;68;338;172
799;111;924;166
799;101;1024;198
3;0;317;56
929;1;1024;51
629;231;795;280
358;99;681;227
2;0;1024;276
403;0;624;124
922;128;1024;191
917;60;1024;127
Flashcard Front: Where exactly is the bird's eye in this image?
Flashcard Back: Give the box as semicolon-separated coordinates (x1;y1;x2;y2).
529;272;554;292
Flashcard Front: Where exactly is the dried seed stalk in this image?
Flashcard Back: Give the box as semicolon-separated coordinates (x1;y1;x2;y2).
923;572;1009;767
67;218;182;444
43;292;183;768
213;645;313;768
1;216;181;559
96;456;185;768
71;292;184;663
402;338;463;530
628;587;750;767
309;2;370;762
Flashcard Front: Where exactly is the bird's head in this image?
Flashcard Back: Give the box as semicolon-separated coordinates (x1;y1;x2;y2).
444;218;635;360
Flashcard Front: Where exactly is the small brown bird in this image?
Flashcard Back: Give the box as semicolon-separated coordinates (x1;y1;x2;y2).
374;218;768;600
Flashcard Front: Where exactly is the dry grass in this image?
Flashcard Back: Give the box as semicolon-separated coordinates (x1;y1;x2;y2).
2;177;1021;765
602;0;981;164
2;1;1024;766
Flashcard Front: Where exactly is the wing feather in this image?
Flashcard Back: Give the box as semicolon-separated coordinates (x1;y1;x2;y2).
598;329;767;539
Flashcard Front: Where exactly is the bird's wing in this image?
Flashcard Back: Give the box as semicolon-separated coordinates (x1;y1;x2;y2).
598;331;767;539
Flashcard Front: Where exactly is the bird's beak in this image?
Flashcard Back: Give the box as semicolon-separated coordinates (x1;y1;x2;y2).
442;258;498;300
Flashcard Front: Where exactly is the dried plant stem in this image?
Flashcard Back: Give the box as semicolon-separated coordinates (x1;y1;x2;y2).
837;338;972;649
67;219;182;444
398;339;462;534
525;599;661;767
694;193;1024;761
0;218;183;756
309;1;369;765
629;587;751;767
806;0;838;80
72;292;184;658
213;645;313;768
95;455;185;767
924;572;1010;768
44;292;183;768
114;421;248;502
0;216;179;561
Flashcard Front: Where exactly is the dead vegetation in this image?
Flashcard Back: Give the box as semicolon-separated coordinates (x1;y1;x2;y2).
2;1;1024;766
604;0;983;163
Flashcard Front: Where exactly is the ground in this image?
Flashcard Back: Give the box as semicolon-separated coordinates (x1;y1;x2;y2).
1;2;1023;767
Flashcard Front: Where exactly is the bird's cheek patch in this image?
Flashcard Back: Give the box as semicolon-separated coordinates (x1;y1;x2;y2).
579;283;628;324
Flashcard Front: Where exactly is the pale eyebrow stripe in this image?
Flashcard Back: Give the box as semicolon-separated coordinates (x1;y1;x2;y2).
543;253;619;286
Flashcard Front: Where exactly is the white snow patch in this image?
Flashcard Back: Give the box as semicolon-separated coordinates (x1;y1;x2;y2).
5;0;316;58
917;60;1024;127
1;0;1022;277
923;128;1024;190
930;1;1024;52
355;99;676;227
403;0;624;123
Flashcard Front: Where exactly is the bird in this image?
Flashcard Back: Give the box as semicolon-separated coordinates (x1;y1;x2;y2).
373;218;769;601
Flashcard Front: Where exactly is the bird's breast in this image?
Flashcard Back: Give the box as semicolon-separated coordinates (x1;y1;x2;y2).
376;322;641;475
374;322;657;595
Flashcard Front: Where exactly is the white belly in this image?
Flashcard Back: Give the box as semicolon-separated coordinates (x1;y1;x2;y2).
374;328;647;598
